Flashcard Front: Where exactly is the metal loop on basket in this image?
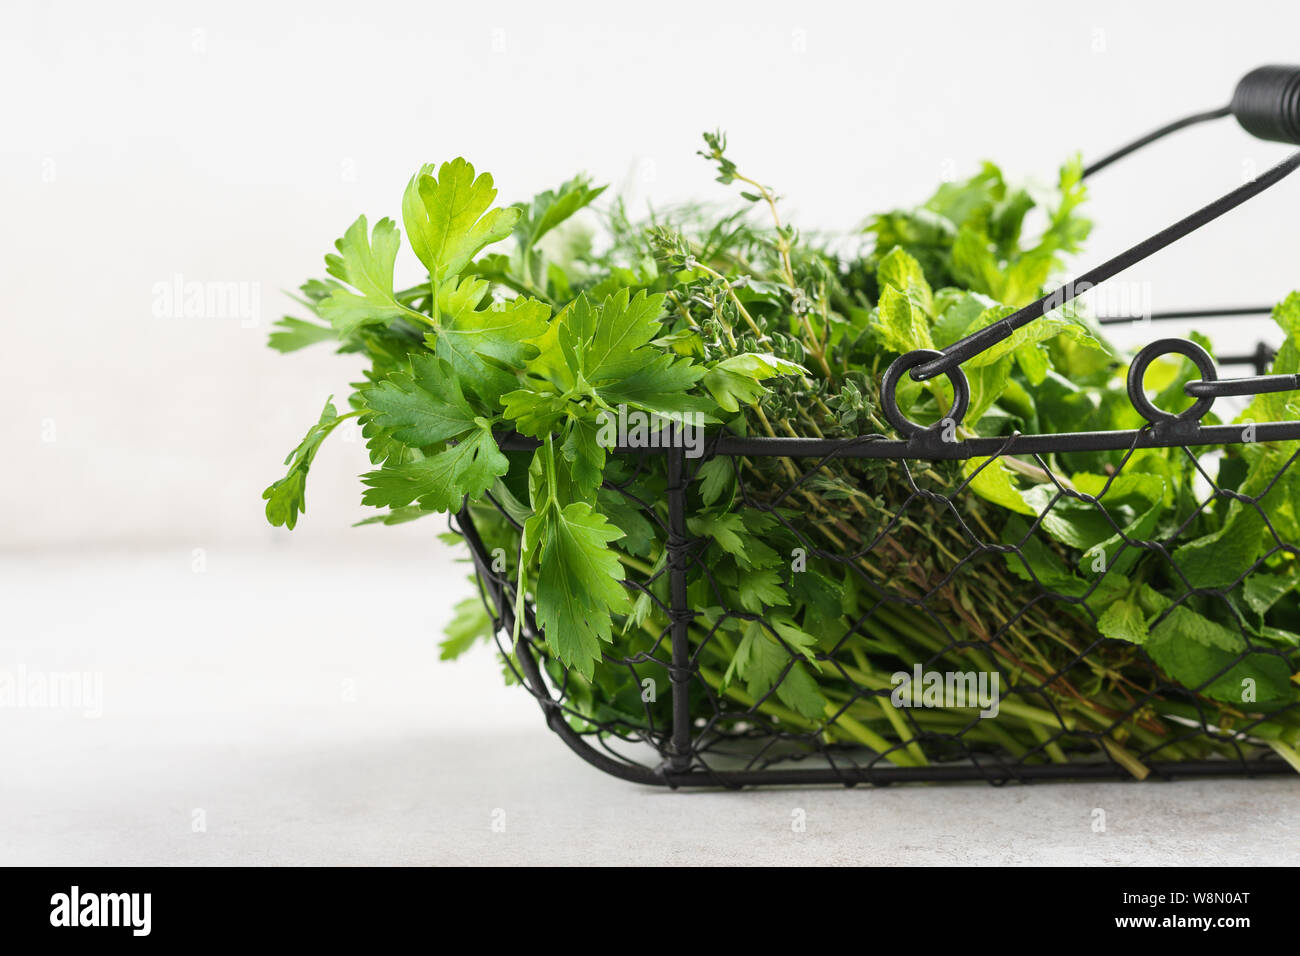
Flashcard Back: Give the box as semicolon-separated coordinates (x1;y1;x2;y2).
881;348;971;439
1126;337;1218;425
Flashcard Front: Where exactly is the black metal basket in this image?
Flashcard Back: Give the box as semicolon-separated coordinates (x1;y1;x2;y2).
455;69;1300;788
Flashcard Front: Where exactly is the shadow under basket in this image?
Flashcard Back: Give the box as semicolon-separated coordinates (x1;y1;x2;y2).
455;337;1300;788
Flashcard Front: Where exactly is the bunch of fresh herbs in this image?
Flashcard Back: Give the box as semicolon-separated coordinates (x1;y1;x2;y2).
264;135;1300;775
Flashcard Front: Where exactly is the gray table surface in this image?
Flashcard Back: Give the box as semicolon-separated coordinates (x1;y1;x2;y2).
3;549;1296;866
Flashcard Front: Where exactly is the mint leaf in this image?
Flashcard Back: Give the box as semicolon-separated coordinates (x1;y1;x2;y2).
1170;505;1266;589
962;457;1036;515
1244;572;1294;615
1097;597;1149;644
700;353;805;413
962;306;1103;369
950;225;1003;297
876;247;934;317
1150;605;1244;654
875;282;935;354
1146;606;1293;705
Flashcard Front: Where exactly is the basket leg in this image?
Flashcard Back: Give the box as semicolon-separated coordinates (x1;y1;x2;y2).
665;436;694;774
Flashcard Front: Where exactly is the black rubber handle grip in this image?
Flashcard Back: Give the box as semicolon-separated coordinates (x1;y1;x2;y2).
1231;65;1300;144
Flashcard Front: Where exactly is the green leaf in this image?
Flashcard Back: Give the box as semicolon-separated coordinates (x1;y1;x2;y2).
360;414;414;467
1000;516;1089;595
582;289;670;382
499;386;569;438
318;216;413;335
697;457;735;507
963;306;1104;370
774;662;830;720
737;568;790;612
263;398;346;529
560;416;605;499
700;353;806;413
1146;606;1293;705
932;292;990;348
440;596;493;660
688;512;779;571
402;159;522;286
925;161;1004;226
516;174;607;249
1000;248;1054;307
534;503;629;679
723;620;825;719
361;354;478;447
1097;597;1149;644
1137;583;1173;616
1244;572;1294;616
514;289;716;426
360;425;508;512
268;316;336;352
600;355;714;415
965;355;1013;426
1018;473;1164;580
437;277;550;369
597;489;655;557
1272;290;1300;338
429;276;550;402
875;283;934;354
1170;504;1266;589
962;457;1035;515
1150;605;1244;654
950;225;1003;297
352;506;431;527
1014;337;1051;385
876;247;934;317
541;289;686;396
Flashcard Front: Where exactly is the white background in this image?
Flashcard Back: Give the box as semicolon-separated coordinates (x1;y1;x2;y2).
5;0;1300;549
2;0;1299;865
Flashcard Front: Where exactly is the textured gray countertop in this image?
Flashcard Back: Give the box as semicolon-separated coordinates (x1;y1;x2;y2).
3;549;1296;866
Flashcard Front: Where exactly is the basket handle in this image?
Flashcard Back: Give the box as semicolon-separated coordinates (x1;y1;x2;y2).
906;67;1300;386
1232;66;1300;146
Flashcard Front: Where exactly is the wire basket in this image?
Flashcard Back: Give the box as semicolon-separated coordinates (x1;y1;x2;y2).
454;67;1300;787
